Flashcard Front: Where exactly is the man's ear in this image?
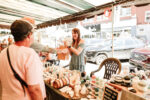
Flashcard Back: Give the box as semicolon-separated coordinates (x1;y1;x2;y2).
27;32;32;39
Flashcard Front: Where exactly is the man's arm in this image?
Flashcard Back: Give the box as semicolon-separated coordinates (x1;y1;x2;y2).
28;84;43;100
25;50;46;99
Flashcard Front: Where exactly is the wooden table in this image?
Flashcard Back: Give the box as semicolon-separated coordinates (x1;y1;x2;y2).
107;83;147;100
45;82;86;100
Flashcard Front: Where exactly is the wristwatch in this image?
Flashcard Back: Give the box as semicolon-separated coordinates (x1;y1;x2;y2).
68;46;71;48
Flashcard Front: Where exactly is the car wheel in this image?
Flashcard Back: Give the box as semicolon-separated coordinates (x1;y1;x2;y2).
96;54;107;65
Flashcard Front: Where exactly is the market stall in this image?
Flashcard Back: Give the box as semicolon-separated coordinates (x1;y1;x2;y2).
0;0;150;100
43;65;150;100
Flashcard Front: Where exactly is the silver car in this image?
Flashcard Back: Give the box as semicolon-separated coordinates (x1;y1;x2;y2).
85;37;145;65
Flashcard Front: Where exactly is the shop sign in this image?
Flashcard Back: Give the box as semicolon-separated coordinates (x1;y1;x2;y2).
104;8;111;18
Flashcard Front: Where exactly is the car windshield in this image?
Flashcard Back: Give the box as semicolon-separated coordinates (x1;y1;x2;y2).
114;39;124;46
96;39;112;47
85;39;104;46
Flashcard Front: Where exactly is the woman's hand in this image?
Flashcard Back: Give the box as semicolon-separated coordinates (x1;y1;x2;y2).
64;41;67;47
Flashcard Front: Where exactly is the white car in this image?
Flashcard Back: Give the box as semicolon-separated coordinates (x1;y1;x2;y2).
85;37;145;65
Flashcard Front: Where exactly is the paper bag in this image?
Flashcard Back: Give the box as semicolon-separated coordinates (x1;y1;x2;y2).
57;45;69;60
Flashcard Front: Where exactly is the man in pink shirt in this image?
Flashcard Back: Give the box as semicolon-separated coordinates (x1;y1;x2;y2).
0;20;46;100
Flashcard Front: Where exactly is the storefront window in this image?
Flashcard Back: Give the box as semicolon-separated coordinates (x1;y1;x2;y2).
120;7;131;17
145;11;150;23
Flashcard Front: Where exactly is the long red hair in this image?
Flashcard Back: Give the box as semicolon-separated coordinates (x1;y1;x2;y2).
72;28;81;48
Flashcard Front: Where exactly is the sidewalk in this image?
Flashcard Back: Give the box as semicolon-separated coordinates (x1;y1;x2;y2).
59;60;134;78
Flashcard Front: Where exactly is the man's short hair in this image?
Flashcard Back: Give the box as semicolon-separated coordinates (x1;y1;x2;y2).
10;20;33;42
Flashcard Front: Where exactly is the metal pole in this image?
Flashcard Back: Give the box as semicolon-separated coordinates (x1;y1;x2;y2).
112;5;114;57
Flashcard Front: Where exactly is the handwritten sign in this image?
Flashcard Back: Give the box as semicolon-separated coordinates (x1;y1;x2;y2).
103;86;119;100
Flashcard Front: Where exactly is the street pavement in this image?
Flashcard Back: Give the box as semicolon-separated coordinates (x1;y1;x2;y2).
59;60;135;78
85;61;135;78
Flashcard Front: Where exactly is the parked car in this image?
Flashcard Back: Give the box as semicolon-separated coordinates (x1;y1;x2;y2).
129;47;150;70
84;38;105;47
85;37;145;65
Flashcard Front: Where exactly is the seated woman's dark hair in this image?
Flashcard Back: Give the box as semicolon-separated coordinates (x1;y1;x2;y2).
10;20;33;42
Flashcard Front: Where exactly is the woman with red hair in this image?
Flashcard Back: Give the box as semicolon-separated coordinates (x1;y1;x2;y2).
66;28;85;72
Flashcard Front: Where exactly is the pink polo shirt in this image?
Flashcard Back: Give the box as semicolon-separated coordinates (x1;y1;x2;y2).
0;44;46;100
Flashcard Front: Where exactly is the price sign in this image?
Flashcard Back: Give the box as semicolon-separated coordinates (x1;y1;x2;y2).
103;86;119;100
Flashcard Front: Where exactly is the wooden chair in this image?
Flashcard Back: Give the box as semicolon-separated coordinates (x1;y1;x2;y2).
90;58;121;80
